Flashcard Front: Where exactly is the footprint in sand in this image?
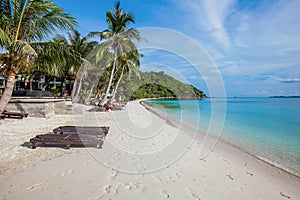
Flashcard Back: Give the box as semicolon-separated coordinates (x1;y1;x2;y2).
131;182;140;189
26;183;43;191
226;174;234;180
152;175;162;182
114;182;124;194
173;172;180;178
124;183;132;190
159;189;170;199
185;187;201;200
245;171;253;176
166;176;175;183
103;185;111;194
84;159;94;165
279;191;291;199
107;168;118;180
61;170;73;176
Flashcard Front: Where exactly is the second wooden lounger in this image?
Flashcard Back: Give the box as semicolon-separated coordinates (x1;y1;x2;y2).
53;126;110;135
30;133;104;149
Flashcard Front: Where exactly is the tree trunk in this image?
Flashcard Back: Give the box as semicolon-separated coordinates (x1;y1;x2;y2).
0;71;16;113
71;77;77;100
109;65;125;104
29;76;33;91
60;76;66;97
73;77;83;102
99;51;117;106
95;90;101;101
84;84;94;104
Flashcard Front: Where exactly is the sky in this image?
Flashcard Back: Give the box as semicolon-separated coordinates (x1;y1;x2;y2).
52;0;300;97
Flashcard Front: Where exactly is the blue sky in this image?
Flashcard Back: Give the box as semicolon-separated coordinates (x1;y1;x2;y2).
53;0;300;97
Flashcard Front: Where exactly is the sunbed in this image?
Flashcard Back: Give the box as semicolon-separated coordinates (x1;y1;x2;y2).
30;133;104;149
52;126;109;135
2;111;28;119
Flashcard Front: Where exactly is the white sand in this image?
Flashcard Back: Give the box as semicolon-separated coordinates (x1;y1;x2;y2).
0;100;299;199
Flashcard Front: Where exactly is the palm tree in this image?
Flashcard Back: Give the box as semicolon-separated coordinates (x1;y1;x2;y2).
109;49;141;103
54;30;98;99
90;1;142;106
30;38;79;94
0;0;76;112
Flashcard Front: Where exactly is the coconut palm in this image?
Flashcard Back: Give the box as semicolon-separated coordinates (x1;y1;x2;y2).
25;38;79;94
54;29;98;99
0;0;76;112
90;1;142;106
109;48;141;103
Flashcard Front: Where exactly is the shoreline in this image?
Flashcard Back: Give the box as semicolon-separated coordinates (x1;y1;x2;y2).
0;100;299;199
140;99;300;179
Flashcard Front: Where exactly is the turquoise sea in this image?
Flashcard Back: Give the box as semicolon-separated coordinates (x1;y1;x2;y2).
145;97;300;176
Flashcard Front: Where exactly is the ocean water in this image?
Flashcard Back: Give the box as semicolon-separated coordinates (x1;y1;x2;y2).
145;98;300;176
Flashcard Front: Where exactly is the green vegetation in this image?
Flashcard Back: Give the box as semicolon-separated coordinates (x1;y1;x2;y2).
0;0;76;112
118;71;207;100
88;1;142;106
0;1;206;107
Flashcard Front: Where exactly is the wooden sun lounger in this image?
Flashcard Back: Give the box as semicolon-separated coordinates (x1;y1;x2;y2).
30;133;104;149
2;111;28;119
53;126;110;135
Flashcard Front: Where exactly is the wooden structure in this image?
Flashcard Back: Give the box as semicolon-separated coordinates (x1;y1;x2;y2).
53;126;109;135
1;111;28;119
29;125;109;149
30;134;104;149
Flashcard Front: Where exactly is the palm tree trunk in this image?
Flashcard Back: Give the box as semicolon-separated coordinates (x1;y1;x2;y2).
109;64;125;104
29;76;33;91
73;77;83;102
84;84;94;104
95;90;101;101
100;51;117;106
71;77;78;99
60;76;66;97
0;71;16;113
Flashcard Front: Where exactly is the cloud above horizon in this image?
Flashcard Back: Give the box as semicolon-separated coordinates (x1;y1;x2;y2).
280;78;300;84
173;0;300;96
52;0;300;96
178;0;234;51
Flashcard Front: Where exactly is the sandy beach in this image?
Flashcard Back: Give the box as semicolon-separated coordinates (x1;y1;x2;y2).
0;100;299;200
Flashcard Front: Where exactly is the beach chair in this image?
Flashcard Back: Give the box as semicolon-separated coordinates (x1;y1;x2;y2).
52;126;110;135
30;133;104;149
1;111;28;119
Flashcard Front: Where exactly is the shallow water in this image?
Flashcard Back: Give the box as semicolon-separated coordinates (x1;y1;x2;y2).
145;97;300;176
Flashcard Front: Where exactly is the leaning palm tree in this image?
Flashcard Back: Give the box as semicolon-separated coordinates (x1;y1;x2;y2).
109;48;141;103
90;1;142;106
0;0;76;112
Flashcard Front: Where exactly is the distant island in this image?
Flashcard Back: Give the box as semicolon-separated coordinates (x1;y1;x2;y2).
269;96;300;98
118;71;207;100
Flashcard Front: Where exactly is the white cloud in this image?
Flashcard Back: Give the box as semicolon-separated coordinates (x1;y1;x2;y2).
279;78;300;84
234;0;300;49
201;0;234;50
178;0;235;50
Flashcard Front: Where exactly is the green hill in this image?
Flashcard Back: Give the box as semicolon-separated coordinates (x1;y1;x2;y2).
117;71;207;100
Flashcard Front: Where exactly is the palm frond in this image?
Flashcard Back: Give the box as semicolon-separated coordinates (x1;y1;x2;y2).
32;40;79;76
19;0;77;41
0;27;11;49
13;39;37;59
